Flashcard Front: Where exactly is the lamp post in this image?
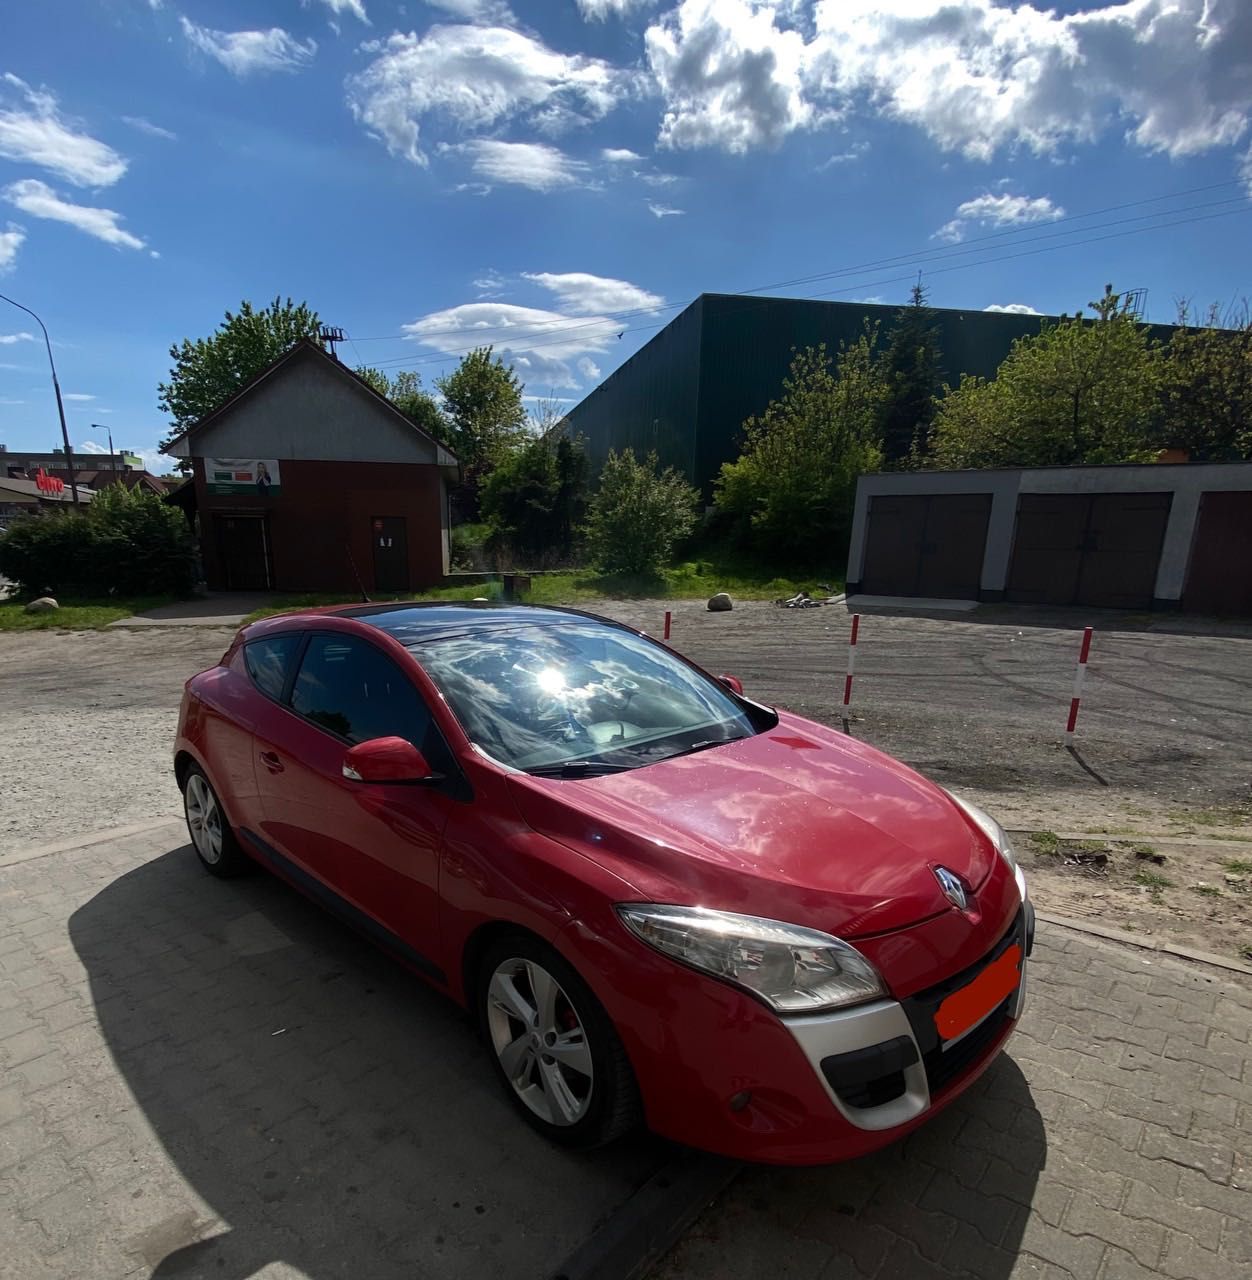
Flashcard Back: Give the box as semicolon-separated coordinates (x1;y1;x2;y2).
0;291;79;506
90;422;117;481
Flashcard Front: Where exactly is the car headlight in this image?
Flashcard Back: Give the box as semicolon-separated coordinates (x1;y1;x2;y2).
948;792;1028;902
616;904;886;1014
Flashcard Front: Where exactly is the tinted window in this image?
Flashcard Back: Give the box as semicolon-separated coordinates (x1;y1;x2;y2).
291;634;434;749
244;635;302;701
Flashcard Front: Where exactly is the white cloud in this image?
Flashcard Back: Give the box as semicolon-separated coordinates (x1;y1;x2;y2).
314;0;370;24
121;115;177;141
63;392;95;401
523;271;664;314
985;303;1042;315
646;0;816;153
347;25;630;165
641;0;1252;164
3;179;146;250
818;140;868;168
602;147;644;162
424;0;516;21
0;397;25;405
1241;144;1252;196
180;18;317;77
473;268;507;296
636;169;679;186
78;439;108;453
0;75;127;187
0;331;34;344
576;355;601;380
0;223;21;272
648;201;684;217
934;192;1064;243
462;140;587;191
579;0;658;19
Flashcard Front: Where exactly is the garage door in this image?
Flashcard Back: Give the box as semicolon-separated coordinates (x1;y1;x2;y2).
861;493;992;599
1183;491;1252;616
1006;492;1171;609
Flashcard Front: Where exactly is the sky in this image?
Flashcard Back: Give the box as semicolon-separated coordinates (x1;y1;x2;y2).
1;0;1250;473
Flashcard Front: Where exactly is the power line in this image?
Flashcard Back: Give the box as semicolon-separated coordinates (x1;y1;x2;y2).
346;178;1246;352
366;196;1252;374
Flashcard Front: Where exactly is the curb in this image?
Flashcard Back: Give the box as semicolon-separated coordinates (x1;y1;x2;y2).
0;817;183;869
1036;909;1252;977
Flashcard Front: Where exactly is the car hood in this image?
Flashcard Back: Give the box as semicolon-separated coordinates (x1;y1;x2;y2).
507;713;999;939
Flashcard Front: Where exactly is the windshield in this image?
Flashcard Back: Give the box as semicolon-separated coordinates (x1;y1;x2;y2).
413;621;763;773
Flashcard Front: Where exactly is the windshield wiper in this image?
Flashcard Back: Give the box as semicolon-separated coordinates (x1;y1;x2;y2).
526;760;636;778
661;734;750;760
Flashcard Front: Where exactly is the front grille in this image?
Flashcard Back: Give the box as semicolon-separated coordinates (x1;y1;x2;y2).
924;997;1012;1095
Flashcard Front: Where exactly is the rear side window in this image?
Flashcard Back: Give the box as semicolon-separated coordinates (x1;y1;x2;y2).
291;633;434;749
244;635;302;701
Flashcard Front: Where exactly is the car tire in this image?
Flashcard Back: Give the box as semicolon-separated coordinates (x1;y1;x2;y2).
182;764;250;878
478;934;641;1149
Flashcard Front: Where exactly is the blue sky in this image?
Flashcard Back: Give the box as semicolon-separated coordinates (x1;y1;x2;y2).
1;0;1250;472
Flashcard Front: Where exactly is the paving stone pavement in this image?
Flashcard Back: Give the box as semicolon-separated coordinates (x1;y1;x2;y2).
1;826;1249;1280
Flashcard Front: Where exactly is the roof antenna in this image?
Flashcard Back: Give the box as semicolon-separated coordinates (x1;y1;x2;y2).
320;326;346;360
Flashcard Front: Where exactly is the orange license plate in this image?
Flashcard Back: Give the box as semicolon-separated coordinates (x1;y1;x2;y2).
934;943;1022;1042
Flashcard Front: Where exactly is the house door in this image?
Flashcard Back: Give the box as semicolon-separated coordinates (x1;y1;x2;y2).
372;516;409;592
216;515;272;590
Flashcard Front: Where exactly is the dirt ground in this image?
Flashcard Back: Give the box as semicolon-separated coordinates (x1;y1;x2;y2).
2;599;1249;960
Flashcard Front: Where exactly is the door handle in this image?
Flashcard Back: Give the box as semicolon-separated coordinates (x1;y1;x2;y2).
259;751;284;773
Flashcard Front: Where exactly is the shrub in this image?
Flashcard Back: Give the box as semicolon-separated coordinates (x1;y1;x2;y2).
480;435;588;567
585;449;700;576
0;485;196;596
449;522;490;571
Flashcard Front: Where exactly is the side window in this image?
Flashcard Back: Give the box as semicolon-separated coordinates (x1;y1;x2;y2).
291;634;435;750
244;635;303;701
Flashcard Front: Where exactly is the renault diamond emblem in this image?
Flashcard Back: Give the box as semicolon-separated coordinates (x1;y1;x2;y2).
935;867;968;910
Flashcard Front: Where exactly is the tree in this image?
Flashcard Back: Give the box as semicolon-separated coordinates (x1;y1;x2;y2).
435;346;528;470
878;282;943;465
714;331;886;563
158;298;321;469
480;434;588;564
585;449;699;576
355;366;450;447
931;285;1161;468
1159;302;1252;460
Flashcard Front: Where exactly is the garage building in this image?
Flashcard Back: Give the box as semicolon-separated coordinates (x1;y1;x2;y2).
163;340;459;594
846;463;1252;615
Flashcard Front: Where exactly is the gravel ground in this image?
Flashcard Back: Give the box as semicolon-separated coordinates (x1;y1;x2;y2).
3;602;1250;954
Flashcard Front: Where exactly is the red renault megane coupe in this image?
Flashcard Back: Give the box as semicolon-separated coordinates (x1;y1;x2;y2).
175;602;1033;1164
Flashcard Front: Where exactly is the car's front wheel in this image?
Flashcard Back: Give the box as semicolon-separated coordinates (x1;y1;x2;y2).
479;935;640;1149
182;765;249;878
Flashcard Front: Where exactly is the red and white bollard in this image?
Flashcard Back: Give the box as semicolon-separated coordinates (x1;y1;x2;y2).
1065;626;1094;745
663;610;672;641
842;614;860;714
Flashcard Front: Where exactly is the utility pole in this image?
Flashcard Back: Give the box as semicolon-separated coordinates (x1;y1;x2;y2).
90;422;117;480
0;291;79;506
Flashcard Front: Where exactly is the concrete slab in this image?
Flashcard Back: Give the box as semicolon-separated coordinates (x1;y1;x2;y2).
0;824;663;1279
108;593;276;628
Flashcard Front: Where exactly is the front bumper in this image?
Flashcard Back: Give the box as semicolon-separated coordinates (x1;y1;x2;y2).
782;903;1033;1134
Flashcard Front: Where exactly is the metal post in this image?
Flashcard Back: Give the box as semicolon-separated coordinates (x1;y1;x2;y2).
91;423;117;480
0;291;79;506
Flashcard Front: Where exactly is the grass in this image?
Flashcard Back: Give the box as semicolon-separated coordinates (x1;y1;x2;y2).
1133;869;1173;891
1221;858;1252;875
1029;831;1062;857
240;560;845;626
1190;883;1222;898
0;595;178;631
1172;807;1250;829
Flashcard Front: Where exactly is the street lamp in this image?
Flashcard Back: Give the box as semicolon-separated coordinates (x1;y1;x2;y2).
0;290;79;506
90;422;117;480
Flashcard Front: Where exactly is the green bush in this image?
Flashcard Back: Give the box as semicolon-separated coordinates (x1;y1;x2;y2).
480;435;587;567
0;486;196;596
449;521;490;571
585;449;700;576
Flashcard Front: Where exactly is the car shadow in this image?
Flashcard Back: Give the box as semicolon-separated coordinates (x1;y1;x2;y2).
674;1052;1047;1278
68;845;661;1280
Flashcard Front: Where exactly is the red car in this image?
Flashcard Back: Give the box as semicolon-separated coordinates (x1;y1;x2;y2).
175;603;1032;1164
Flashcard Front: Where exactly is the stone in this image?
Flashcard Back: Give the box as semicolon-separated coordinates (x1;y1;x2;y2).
24;597;58;614
707;592;733;612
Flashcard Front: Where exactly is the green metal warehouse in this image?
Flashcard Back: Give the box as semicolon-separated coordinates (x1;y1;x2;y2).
563;293;1175;499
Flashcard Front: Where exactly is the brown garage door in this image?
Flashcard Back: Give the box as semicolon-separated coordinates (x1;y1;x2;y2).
1006;492;1171;609
1183;491;1252;616
861;493;992;598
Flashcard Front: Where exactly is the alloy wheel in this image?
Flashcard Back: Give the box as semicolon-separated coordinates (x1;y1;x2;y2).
184;773;223;865
486;957;594;1127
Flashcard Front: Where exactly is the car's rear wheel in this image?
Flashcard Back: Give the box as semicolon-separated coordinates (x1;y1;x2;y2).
479;935;640;1149
183;765;249;878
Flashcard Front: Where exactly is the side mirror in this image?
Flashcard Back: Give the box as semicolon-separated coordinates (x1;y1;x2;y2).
719;674;744;695
342;736;441;784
